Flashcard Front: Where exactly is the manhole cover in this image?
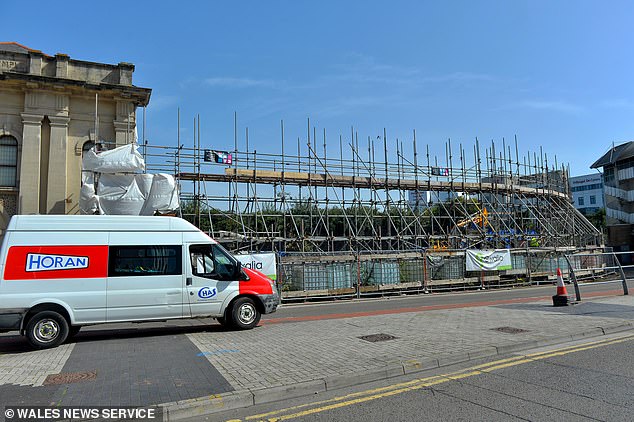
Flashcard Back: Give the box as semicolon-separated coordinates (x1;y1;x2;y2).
43;370;97;385
491;326;529;334
359;333;398;342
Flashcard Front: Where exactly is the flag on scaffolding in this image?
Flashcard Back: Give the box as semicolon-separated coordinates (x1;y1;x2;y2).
215;150;232;164
203;150;232;164
431;167;450;176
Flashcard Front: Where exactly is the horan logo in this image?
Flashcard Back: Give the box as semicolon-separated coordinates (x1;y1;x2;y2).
26;253;89;272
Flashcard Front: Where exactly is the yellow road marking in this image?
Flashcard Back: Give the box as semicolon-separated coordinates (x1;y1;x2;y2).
237;334;634;422
244;375;447;421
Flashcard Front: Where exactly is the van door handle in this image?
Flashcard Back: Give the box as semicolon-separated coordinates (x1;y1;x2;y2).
186;277;192;286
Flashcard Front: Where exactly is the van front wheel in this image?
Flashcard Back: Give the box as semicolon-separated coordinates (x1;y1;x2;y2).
229;297;261;330
26;311;69;349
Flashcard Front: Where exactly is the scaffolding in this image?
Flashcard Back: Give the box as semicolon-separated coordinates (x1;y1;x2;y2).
145;118;602;254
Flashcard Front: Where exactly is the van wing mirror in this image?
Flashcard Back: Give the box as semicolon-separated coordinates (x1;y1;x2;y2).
235;261;250;281
240;269;250;281
234;260;243;279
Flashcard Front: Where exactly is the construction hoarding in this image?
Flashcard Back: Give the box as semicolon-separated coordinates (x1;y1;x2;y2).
466;249;512;271
236;253;277;280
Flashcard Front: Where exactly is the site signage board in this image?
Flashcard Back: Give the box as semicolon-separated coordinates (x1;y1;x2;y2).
236;253;277;280
466;249;512;271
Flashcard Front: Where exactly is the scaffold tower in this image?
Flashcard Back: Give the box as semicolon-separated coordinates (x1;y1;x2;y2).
145;117;602;254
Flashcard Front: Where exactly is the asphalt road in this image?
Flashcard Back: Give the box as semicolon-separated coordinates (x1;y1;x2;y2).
265;282;625;323
205;332;634;422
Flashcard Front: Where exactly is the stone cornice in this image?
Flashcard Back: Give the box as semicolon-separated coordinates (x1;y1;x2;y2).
48;116;70;127
113;120;134;131
1;72;151;106
20;113;43;125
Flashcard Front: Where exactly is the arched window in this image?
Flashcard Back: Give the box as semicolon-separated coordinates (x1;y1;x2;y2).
0;135;18;187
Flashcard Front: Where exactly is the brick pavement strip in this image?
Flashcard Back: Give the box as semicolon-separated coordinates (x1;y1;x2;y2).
170;295;634;419
186;296;634;392
0;344;74;387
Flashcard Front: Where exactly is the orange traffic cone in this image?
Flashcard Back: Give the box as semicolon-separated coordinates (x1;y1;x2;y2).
552;268;569;306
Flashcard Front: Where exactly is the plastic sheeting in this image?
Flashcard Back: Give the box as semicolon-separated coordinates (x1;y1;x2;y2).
82;143;145;173
80;143;179;215
141;173;180;215
80;173;179;215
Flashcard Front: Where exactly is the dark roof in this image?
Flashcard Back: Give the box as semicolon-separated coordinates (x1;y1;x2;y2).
591;141;634;168
0;42;39;54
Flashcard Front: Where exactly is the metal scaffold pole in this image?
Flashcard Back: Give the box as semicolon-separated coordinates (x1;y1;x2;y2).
162;115;601;254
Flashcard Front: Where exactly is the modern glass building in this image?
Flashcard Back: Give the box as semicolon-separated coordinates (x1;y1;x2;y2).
568;173;604;216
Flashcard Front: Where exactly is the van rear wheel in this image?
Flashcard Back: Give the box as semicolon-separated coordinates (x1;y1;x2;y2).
229;297;261;330
26;311;69;349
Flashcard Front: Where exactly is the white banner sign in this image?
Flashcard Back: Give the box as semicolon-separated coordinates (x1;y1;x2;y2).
466;249;512;271
236;253;277;280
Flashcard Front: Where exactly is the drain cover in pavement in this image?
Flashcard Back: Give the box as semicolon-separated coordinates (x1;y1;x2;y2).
491;326;529;334
359;333;398;342
43;370;97;385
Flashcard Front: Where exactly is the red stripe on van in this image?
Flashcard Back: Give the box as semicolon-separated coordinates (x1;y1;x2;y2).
4;246;109;280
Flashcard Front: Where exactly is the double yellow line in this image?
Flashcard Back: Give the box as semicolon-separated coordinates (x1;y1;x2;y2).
228;334;634;422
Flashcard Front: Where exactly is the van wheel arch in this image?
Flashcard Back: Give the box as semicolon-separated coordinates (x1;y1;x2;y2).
21;303;72;335
224;295;264;329
226;294;265;315
25;310;70;349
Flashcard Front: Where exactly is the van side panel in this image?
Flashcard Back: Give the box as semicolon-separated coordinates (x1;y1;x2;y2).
0;231;109;324
4;245;108;280
106;232;185;322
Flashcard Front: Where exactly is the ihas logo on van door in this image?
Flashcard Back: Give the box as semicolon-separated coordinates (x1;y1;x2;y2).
4;245;109;280
26;253;89;272
198;287;217;299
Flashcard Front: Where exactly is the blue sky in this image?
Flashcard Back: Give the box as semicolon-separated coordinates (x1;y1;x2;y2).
5;0;634;176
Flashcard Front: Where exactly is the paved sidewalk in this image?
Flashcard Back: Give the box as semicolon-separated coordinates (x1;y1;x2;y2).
1;294;633;421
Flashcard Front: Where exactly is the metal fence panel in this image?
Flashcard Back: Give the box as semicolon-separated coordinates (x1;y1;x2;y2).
277;248;606;301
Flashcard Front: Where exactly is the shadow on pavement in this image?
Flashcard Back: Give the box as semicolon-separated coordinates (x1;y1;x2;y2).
0;320;251;353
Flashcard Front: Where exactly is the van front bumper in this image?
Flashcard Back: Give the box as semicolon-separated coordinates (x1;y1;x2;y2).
259;292;280;314
0;309;27;331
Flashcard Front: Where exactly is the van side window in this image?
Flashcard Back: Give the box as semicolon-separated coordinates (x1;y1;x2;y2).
190;244;238;281
109;245;182;277
190;245;215;276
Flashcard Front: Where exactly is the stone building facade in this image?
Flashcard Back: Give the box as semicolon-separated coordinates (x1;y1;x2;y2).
0;42;151;233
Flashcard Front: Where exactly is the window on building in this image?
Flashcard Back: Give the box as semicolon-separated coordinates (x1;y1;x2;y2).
0;135;18;187
617;157;634;171
578;197;585;206
590;195;596;205
570;183;604;192
604;167;615;184
108;245;182;277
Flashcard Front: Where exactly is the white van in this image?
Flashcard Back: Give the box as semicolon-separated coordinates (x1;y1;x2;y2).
0;215;279;349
